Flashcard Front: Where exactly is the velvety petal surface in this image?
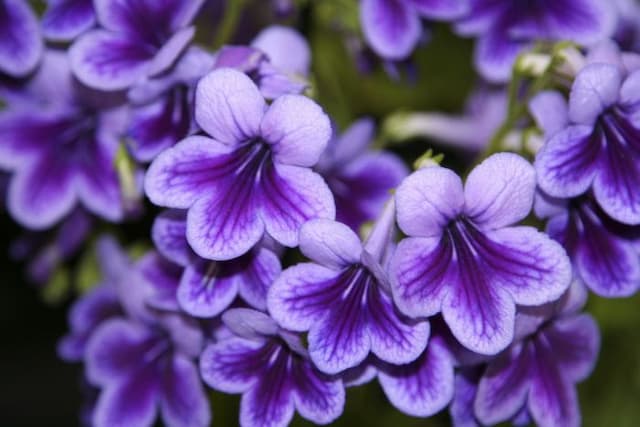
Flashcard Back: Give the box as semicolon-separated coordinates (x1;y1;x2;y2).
42;0;96;41
152;209;191;267
0;0;42;77
159;355;211;427
360;0;421;60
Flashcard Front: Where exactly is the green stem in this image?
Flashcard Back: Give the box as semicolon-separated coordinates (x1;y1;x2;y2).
213;0;248;48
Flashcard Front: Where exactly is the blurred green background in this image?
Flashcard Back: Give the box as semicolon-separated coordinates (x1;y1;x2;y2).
1;1;639;426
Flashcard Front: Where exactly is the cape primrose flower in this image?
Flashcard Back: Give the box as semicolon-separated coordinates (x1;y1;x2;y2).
145;68;335;260
0;0;42;77
268;201;429;374
151;209;282;317
391;153;572;355
534;63;640;225
42;0;96;42
69;0;203;90
200;308;345;427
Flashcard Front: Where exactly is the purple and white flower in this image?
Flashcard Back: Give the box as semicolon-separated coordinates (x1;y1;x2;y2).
151;209;282;317
391;153;572;354
200;308;345;427
316;118;408;231
0;0;42;77
533;60;640;225
455;0;614;82
359;0;468;60
42;0;95;42
0;51;126;229
145;68;335;260
69;0;204;90
268;201;429;374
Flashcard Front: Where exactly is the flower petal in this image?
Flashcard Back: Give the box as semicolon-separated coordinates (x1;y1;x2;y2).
464;153;536;230
474;31;524;83
259;164;335;248
93;365;160;427
177;258;239;318
261;95;331;167
474;343;532;424
569;63;621;126
395;166;464;238
152;209;191;267
70;30;153;90
0;0;42;77
390;236;453;318
251;25;310;75
529;91;569;138
42;0;96;41
194;68;265;146
449;369;482;427
240;372;295;427
534;125;599;198
222;308;280;340
147;26;195;77
378;335;455;417
360;0;421;60
199;338;264;393
291;360;345;424
159;355;211;427
299;219;362;269
236;248;282;310
145;136;233;209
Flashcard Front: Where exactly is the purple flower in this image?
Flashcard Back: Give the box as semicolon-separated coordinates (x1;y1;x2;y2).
391;153;572;354
86;314;210;427
0;51;126;229
316;118;408;231
455;0;614;82
11;208;93;285
0;0;42;77
145;69;335;260
200;308;345;427
58;236;129;362
533;62;640;225
268;201;429;374
535;193;640;297
214;25;311;99
127;47;215;162
151;209;282;317
359;0;468;60
69;0;204;90
473;312;599;427
42;0;95;42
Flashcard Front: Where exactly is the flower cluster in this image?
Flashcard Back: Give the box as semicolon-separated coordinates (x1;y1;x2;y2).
1;1;639;427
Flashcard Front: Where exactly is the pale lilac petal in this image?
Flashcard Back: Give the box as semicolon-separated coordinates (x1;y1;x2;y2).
152;209;191;267
442;272;515;355
291;362;345;424
236;248;282;310
8;158;76;230
542;314;599;382
177;258;239;317
534;125;599;198
299;219;362;269
474;343;532;424
569;63;622;125
70;30;153;90
483;226;572;306
145;136;233;209
390;237;452;318
147;26;195;77
42;0;96;41
360;0;421;60
159;355;211;427
409;0;468;19
259;164;335;248
240;374;295;427
475;31;524;83
327;118;375;165
94;0;201;34
93;365;160;427
449;369;481;427
85;319;153;386
378;335;455;417
395;166;464;238
251;25;311;75
464;153;536;230
261;95;332;167
529;91;569;138
268;263;341;332
619;69;640;106
137;252;181;312
200;338;263;393
194;69;265;145
0;0;42;77
222;308;280;340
